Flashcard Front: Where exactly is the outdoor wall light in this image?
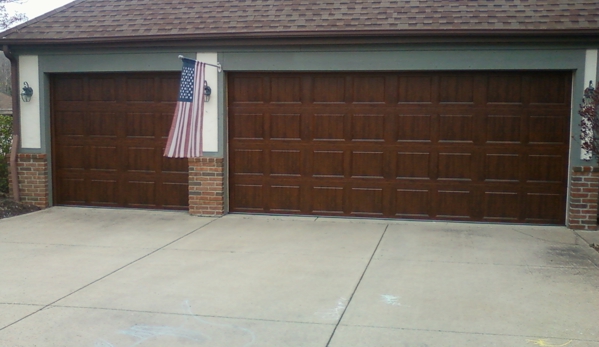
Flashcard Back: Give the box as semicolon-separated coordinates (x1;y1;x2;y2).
583;80;595;105
204;80;211;102
20;82;33;102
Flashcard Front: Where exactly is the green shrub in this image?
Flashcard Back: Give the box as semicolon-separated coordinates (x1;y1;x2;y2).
0;115;12;193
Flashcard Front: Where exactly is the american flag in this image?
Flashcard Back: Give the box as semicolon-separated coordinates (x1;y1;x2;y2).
164;58;206;158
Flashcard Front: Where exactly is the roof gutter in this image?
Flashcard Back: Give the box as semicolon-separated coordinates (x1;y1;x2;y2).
2;28;599;46
2;45;20;203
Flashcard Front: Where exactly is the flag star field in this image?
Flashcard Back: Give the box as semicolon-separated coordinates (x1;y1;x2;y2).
178;64;196;102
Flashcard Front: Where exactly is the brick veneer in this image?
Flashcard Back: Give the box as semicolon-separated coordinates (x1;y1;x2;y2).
7;153;49;208
188;157;225;216
568;166;599;230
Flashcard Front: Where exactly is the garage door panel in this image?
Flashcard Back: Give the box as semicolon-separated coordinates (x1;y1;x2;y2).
396;114;432;142
89;78;117;102
56;145;85;170
126;113;156;138
437;190;473;219
350;188;384;216
87;112;118;137
525;192;563;223
88;179;118;205
55;78;84;101
351;151;385;178
487;74;523;104
126;147;156;172
529;74;568;105
352;76;386;103
270;150;301;176
231;77;264;104
312;76;346;104
89;146;117;171
231;184;264;211
270;114;301;140
439;75;475;103
528;113;569;144
483;153;520;182
55;112;85;136
52;73;188;210
231;113;265;140
312;186;344;214
437;153;473;181
438;114;474;143
313;150;344;177
313;114;345;141
232;149;264;175
160;113;176;139
270;185;301;212
125;77;156;102
57;178;86;204
482;191;520;221
229;71;570;224
126;181;156;207
526;154;565;183
486;115;521;143
398;75;434;103
270;76;302;103
162;182;189;208
396;152;430;179
351;114;386;141
119;104;175;114
160;155;187;173
160;77;182;102
395;188;431;218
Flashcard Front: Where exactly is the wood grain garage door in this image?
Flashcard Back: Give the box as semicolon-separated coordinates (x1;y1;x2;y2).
228;71;571;224
52;73;188;209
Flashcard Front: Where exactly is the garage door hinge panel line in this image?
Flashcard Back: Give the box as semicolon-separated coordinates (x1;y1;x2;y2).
164;56;221;158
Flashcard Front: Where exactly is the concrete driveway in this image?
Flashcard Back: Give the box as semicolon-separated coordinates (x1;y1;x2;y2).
1;207;598;347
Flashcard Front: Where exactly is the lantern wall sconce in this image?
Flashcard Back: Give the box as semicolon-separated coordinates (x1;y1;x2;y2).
583;80;595;105
204;80;212;102
21;82;33;102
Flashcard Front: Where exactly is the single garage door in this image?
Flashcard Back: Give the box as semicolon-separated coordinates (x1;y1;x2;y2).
52;72;188;209
228;71;571;224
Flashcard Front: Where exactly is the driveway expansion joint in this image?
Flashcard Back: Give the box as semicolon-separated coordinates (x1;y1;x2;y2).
0;303;45;307
338;324;599;343
0;219;218;332
510;228;584;247
325;224;389;347
49;305;337;326
371;258;599;269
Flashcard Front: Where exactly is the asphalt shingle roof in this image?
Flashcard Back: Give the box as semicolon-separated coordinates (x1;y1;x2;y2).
2;0;599;43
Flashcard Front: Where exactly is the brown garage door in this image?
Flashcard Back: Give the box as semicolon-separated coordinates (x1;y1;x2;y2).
228;71;571;224
52;73;188;209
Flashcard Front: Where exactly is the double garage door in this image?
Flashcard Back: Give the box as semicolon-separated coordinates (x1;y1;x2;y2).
52;73;188;210
52;71;571;224
228;71;571;224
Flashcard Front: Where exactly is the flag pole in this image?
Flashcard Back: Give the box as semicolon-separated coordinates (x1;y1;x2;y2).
178;55;222;72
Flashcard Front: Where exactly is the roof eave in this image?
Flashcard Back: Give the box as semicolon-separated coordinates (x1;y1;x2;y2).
3;28;599;46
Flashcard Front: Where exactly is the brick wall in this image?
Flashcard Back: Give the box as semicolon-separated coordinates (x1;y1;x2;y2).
568;166;599;230
188;157;225;216
7;153;49;209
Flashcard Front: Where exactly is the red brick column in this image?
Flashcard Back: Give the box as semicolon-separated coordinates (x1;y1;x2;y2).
188;157;225;216
568;166;599;230
7;153;49;209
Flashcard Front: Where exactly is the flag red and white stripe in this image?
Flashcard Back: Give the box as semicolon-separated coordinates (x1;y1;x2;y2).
164;58;206;158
